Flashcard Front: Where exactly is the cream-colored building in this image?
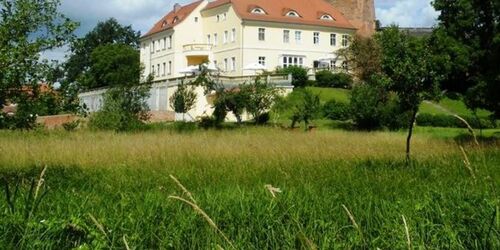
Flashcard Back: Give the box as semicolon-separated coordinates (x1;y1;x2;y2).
140;0;356;80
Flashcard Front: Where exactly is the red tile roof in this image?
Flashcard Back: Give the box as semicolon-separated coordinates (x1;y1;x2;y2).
143;1;203;37
204;0;355;30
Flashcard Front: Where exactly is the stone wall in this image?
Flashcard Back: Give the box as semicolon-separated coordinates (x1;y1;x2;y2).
328;0;376;37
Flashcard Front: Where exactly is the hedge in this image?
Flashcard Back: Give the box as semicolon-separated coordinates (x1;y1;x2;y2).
416;113;497;129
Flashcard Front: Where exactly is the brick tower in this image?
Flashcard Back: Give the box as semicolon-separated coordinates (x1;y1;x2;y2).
328;0;376;37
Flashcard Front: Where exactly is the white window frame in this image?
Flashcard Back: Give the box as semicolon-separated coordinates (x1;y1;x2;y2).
162;62;166;76
207;34;211;44
223;30;228;44
321;14;334;20
157;40;161;51
216;15;220;22
258;56;266;66
283;30;290;43
224;58;228;71
251;8;266;14
313;32;320;45
223;13;227;21
330;34;336;46
342;34;350;47
286;11;300;17
282;55;305;68
167;35;172;49
231;57;236;71
168;61;172;75
231;28;236;43
157;64;160;76
214;33;218;46
258;28;265;41
295;31;302;44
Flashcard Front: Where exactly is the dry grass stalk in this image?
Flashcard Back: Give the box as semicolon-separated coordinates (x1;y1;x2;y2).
297;231;318;250
169;175;196;203
459;146;476;180
265;184;282;198
169;195;235;249
88;213;110;241
402;215;411;250
453;115;479;146
342;204;364;241
123;235;131;250
34;165;47;200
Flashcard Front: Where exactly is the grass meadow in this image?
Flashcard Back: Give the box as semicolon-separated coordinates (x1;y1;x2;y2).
0;127;499;249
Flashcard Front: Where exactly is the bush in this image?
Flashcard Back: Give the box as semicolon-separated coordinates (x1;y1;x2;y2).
315;71;353;89
416;113;496;129
278;66;308;88
62;120;80;131
255;112;270;125
322;100;351;121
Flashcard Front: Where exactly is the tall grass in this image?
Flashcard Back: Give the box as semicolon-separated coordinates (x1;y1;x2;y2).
0;127;498;249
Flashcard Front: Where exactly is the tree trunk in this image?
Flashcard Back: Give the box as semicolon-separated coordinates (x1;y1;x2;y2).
406;109;418;164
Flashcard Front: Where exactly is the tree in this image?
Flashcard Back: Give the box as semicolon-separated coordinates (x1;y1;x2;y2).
86;44;152;131
65;18;140;86
376;27;440;162
290;89;321;131
169;82;197;121
278;66;309;88
342;35;382;81
240;78;281;124
0;0;77;129
432;0;500;117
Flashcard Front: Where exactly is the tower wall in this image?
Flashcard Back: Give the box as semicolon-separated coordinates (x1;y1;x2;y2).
328;0;376;37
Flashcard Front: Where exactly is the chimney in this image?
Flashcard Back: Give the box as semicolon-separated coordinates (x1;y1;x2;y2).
174;3;181;13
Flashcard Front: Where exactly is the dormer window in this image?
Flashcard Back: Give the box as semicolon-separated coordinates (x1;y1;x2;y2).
320;14;334;21
286;11;300;17
172;17;179;23
251;8;266;14
161;20;168;27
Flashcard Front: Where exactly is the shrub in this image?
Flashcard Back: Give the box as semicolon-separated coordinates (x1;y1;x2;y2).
255;112;270;125
169;83;197;121
416;113;496;129
315;71;353;88
350;81;387;130
62;120;80;131
198;116;216;129
88;85;151;131
278;66;308;88
322;100;351;121
290;89;321;131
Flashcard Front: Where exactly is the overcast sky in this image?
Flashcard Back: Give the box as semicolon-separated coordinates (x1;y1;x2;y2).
42;0;439;61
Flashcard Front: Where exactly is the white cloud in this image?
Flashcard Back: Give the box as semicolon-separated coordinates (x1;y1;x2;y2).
376;0;439;27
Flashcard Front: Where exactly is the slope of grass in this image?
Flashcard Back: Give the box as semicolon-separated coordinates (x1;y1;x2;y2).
0;128;498;249
306;87;350;103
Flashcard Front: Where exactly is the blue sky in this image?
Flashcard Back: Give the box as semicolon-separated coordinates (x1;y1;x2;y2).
42;0;439;61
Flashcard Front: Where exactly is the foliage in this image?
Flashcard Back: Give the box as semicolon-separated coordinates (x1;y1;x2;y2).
431;0;500;117
290;89;321;130
349;75;390;130
239;78;281;124
79;44;143;89
0;0;77;129
214;88;248;124
169;83;197;116
64;18;140;86
322;99;351;121
342;35;382;81
88;85;151;131
315;71;353;89
277;66;309;88
416;113;497;129
62;120;80;132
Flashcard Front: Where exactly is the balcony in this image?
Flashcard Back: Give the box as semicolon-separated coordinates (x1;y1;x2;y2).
183;43;213;56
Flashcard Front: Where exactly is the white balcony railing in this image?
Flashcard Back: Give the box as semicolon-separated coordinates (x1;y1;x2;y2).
183;43;213;52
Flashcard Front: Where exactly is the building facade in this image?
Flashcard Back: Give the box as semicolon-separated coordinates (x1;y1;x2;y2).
140;0;357;81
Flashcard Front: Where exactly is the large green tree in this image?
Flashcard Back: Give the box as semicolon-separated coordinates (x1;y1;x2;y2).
0;0;77;129
432;0;500;117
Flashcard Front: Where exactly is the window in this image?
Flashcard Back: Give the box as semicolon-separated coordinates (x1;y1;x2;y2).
283;30;290;43
223;30;228;44
295;31;302;44
162;63;166;76
214;60;217;67
168;61;172;75
342;61;348;71
151;65;155;75
320;14;334;20
224;58;228;71
231;57;236;71
207;34;211;44
258;56;266;66
330;34;336;46
231;28;236;42
172;17;179;23
150;42;154;53
157;40;161;51
223;13;227;21
330;60;336;70
216;15;220;22
342;34;350;47
282;56;304;68
162;38;166;50
194;17;198;22
167;35;172;49
313;32;320;45
214;33;218;46
286;11;300;17
251;8;265;14
258;28;265;41
157;64;160;76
